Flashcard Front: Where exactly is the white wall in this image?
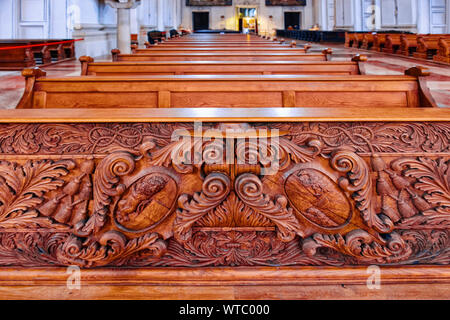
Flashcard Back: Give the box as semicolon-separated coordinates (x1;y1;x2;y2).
0;0;14;38
1;0;448;56
332;0;449;33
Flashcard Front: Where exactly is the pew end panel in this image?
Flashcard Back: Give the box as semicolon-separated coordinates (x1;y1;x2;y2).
404;66;438;108
16;67;47;109
351;54;368;75
0;107;449;299
433;38;450;63
79;56;95;76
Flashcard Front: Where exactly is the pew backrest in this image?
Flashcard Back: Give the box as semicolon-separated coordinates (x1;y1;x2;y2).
17;66;437;109
80;55;367;76
133;47;308;54
112;49;332;62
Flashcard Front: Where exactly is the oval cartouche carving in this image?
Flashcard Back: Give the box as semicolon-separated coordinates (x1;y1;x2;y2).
114;173;177;232
285;168;352;229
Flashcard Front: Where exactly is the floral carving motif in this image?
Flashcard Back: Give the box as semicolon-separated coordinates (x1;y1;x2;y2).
0;122;448;155
0;160;75;229
0;122;448;267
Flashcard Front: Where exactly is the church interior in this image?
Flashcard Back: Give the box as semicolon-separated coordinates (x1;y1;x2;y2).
0;0;449;300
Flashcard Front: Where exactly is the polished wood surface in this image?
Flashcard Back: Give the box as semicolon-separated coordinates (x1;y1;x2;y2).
80;56;366;76
0;107;449;122
17;69;436;109
133;47;308;54
112;50;330;62
0;266;449;299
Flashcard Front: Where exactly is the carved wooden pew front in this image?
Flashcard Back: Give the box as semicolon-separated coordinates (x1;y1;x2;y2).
80;55;367;76
0;107;448;298
17;66;436;109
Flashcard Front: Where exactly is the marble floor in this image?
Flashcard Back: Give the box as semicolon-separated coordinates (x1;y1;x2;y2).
0;43;449;109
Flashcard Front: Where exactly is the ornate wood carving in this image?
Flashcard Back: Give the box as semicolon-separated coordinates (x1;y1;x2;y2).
0;121;448;267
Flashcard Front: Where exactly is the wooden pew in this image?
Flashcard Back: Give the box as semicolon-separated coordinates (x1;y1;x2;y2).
132;47;309;54
372;33;411;52
399;34;420;56
80;55;367;76
413;35;450;59
144;42;298;48
344;32;354;47
0;46;35;70
361;33;375;50
433;37;450;63
0;39;75;70
351;33;365;48
153;41;278;45
112;49;332;62
0;106;449;300
372;34;388;52
17;66;437;109
383;34;418;54
131;34;139;45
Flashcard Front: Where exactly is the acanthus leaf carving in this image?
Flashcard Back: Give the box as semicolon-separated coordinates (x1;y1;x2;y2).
0;159;75;223
174;172;231;242
330;150;394;234
235;173;301;241
57;231;167;267
302;230;412;264
74;151;136;236
391;157;449;213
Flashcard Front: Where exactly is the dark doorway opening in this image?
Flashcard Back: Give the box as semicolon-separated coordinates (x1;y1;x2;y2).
284;12;300;30
193;12;209;31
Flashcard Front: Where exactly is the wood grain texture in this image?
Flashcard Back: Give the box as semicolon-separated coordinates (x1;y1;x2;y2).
81;60;362;76
0;266;448;299
16;72;437;109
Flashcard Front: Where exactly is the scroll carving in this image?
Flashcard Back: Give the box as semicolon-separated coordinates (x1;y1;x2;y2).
0;122;447;267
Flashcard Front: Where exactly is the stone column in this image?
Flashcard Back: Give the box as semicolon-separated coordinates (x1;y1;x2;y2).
106;0;141;54
157;0;164;32
172;0;178;30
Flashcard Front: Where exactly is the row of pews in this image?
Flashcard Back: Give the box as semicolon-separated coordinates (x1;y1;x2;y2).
0;31;449;299
276;29;347;43
0;39;76;70
345;32;450;63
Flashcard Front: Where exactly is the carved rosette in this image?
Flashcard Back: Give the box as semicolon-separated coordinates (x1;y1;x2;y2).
0;122;448;267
